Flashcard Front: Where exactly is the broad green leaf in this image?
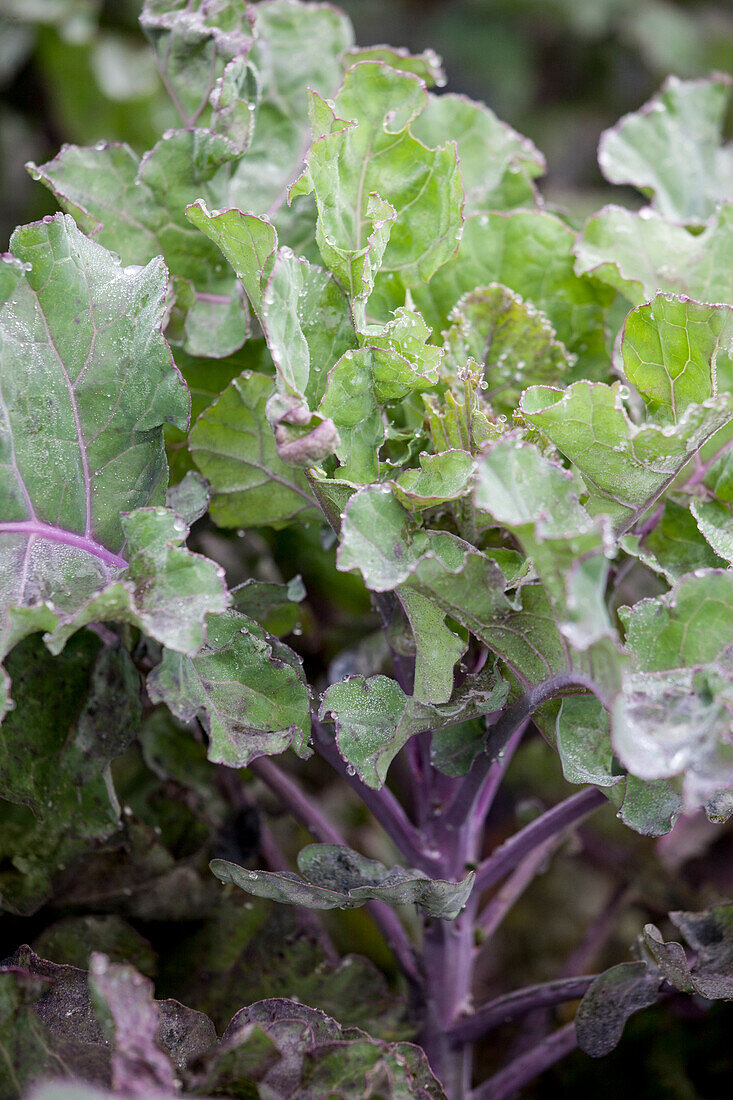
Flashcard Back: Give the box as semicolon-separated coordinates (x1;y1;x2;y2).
188;371;321;528
617;775;682;837
291;61;463;308
212;842;474;920
410;211;612;380
166;469;210;527
575;961;661;1057
619;295;733;424
163;901;406;1037
33;915;157;977
475;436;615;649
391;450;475;512
320;665;508;788
598;75;733;225
43;506;229;658
411;92;544;214
29;134;249;358
554;695;621;788
522;296;733;530
342;44;445;88
442;284;573;416
620;570;733;671
615;571;733;810
575;203;733;306
337;486;430;591
667;904;733;999
224;0;354;226
140;0;255;129
147;609;311;768
232;575;305;637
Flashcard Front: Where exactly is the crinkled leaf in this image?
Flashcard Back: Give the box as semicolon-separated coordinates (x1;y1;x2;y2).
554;695;622;788
691;498;733;565
411;93;544;214
343;44;445;89
669;903;733;999
29;134;250;358
575;961;661;1057
575;203;733;306
166;469;210;527
212;843;473;920
186;201;278;320
475;435;615;649
410;211;612;381
442;284;573;416
320;666;508;788
147;609;311;768
140;0;254;129
391;450;475;512
221;999;445;1099
396;586;466;704
522;295;733;530
189;371;321;528
598;75;733;225
617;775;682;837
291;61;463;310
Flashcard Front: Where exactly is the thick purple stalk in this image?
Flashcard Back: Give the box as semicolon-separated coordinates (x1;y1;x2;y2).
471;1021;578;1100
474;787;607;894
449;976;589;1042
0;520;127;570
443;673;598;831
248;755;422;991
449;977;594;1044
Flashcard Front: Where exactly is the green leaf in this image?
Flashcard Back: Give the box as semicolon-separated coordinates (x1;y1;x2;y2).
166;470;210;528
598;75;733;225
342;44;445;89
43;506;229;658
320;340;437;482
411;92;544;214
410;211;612;381
391;450;475;512
188;371;321;528
260;247;357;406
442;284;573;416
615;571;733;810
232;575;305;637
617;775;682;838
212;842;474;920
475;435;615;649
140;0;255;130
574;203;733;306
621;498;726;584
29;133;250;358
554;695;621;788
522;295;733;530
691;498;733;565
219;999;445;1099
291;61;463;309
147;609;312;768
185;201;277;320
320;666;508;788
396;586;466;704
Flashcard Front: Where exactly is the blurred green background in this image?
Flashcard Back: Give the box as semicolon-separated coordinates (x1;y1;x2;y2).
2;0;732;246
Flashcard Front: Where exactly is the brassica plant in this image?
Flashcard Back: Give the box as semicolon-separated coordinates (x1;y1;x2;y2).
1;2;732;1097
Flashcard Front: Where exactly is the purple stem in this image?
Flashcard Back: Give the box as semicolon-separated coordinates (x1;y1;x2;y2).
476;832;562;940
311;720;438;874
471;1021;578;1100
0;520;127;570
443;674;597;832
449;977;594;1045
474;787;607;895
248;755;422;991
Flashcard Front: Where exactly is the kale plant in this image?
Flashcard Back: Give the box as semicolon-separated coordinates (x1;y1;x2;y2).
1;2;732;1097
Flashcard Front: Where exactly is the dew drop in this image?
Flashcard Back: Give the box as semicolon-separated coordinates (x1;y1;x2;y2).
248;871;259;880
346;764;356;776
